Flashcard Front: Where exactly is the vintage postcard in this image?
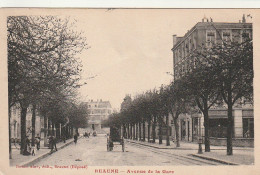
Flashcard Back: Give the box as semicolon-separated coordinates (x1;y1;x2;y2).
0;8;259;175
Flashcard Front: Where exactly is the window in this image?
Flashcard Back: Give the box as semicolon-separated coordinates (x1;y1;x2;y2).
189;38;192;51
183;45;185;57
209;118;228;138
206;30;216;47
232;29;241;43
243;118;254;138
222;30;232;44
181;64;184;76
242;30;251;43
193;35;196;50
185;42;189;54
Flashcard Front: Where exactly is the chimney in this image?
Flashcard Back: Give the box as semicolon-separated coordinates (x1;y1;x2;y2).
173;35;177;47
202;15;207;22
242;14;246;23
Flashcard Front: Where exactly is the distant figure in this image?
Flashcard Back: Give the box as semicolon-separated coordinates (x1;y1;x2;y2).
35;134;41;150
31;145;36;156
108;137;114;151
84;132;89;138
52;136;57;151
93;131;97;137
63;135;66;143
74;133;78;145
49;135;53;150
23;136;31;156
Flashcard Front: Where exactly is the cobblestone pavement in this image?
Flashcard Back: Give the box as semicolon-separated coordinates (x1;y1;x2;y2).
35;135;223;166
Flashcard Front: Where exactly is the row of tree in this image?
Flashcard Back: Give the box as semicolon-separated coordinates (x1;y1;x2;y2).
108;34;253;155
8;16;88;158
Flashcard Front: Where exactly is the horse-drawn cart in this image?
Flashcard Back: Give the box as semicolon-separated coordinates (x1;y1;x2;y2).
107;125;125;152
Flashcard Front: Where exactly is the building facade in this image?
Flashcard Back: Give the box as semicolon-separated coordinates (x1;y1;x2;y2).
10;104;43;142
86;99;112;132
170;16;253;146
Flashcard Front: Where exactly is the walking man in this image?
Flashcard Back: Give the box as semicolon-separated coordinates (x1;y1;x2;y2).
74;133;78;145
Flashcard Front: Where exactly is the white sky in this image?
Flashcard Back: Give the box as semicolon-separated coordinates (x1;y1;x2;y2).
71;9;255;109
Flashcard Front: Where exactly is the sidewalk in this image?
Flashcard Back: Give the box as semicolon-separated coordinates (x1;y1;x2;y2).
126;139;254;165
10;138;76;167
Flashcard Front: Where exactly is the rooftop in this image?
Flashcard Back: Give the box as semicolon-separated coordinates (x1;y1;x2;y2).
172;21;252;51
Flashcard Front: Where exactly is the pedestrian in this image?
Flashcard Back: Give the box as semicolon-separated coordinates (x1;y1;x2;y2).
35;134;40;150
74;133;78;145
49;135;54;153
52;136;57;151
63;135;66;143
23;136;31;156
31;145;36;156
108;137;114;151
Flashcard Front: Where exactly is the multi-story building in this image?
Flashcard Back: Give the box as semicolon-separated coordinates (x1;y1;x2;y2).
10;104;43;142
86;99;112;132
170;16;253;147
172;16;252;80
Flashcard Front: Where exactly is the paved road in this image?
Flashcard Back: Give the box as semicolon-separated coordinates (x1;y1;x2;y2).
35;135;222;166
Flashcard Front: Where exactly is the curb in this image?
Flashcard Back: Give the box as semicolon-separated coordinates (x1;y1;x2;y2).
127;140;194;150
190;154;238;165
20;139;75;167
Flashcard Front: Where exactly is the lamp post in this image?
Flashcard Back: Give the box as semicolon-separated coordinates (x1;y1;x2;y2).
198;116;203;154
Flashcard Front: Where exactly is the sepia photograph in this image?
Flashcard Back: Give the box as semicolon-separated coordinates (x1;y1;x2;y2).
0;7;259;175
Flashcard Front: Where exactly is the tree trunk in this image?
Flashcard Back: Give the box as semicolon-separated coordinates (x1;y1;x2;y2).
132;124;135;140
76;127;79;135
159;117;163;144
139;122;142;141
203;103;210;152
123;124;126;138
44;115;48;146
20;106;28;154
52;121;55;136
227;101;233;155
174;116;180;147
148;120;151;142
31;104;36;146
48;117;51;136
126;124;128;138
152;115;156;143
226;69;234;155
65;126;68;139
136;123;138;140
143;121;146;141
130;124;132;139
9;107;12;159
166;114;170;146
127;124;129;139
56;123;60;139
134;124;137;140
